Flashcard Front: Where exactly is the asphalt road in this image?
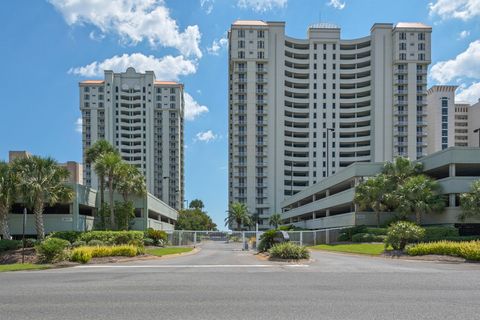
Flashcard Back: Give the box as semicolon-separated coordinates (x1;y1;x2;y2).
1;241;480;320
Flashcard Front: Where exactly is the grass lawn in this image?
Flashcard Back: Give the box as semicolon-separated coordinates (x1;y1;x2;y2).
0;263;50;272
309;243;386;256
146;247;193;257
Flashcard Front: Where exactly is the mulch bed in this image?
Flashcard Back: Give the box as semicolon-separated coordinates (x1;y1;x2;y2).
0;248;38;264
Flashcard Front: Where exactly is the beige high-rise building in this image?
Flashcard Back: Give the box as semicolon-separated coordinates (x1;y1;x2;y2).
79;67;185;210
228;20;431;229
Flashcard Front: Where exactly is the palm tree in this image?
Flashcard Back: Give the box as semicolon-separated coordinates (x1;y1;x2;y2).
396;175;445;224
189;199;204;210
268;213;282;229
95;152;122;229
13;156;73;240
0;161;17;239
383;157;423;184
85;140;117;209
460;180;480;221
116;163;146;230
354;174;391;227
225;202;251;231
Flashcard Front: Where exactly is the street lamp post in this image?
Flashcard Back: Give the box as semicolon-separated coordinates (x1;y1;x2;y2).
474;128;480;147
326;128;335;177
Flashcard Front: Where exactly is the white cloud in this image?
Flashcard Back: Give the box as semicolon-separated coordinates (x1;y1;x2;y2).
88;31;105;41
327;0;346;10
237;0;287;12
49;0;202;57
200;0;214;14
458;30;470;39
195;130;218;142
429;0;480;21
207;36;228;55
75;117;82;133
69;53;197;80
456;82;480;104
430;40;480;83
184;93;209;121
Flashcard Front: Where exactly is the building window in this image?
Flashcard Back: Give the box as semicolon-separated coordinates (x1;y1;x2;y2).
238;51;245;59
399;42;406;50
238;29;245;38
257;40;264;49
418;32;425;40
418;53;425;61
399;32;406;40
257;30;264;38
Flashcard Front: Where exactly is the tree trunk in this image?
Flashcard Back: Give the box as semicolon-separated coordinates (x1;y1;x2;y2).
34;201;45;240
0;206;12;240
109;180;115;230
99;176;105;206
416;210;422;225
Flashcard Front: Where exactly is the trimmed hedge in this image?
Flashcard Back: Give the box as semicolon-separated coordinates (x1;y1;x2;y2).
422;226;459;242
365;228;388;236
79;231;143;245
0;239;21;252
351;233;386;243
48;231;83;243
269;242;310;260
385;221;425;251
406;240;480;261
70;245;141;263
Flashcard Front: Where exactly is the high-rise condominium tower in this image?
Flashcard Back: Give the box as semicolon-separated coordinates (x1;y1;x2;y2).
228;20;431;229
80;67;184;210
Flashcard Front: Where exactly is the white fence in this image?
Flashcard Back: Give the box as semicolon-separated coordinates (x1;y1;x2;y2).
165;227;347;248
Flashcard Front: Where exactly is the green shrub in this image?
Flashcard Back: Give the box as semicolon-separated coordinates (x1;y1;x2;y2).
351;233;386;243
338;225;367;241
143;238;155;246
87;240;105;247
35;238;70;263
365;228;388;236
385;221;425;251
422;226;459;242
258;229;278;252
72;240;87;248
48;231;82;243
145;228;167;246
0;239;21;252
70;249;92;263
79;231;143;245
269;242;310;260
406;240;480;261
25;238;39;248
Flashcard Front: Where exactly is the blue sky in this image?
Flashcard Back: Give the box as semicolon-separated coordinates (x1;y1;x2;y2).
1;0;479;229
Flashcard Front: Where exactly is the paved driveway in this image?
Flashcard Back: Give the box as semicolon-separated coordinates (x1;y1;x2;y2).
1;241;480;320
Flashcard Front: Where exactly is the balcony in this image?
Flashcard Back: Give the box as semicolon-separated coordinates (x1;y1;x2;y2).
256;78;267;84
394;68;408;74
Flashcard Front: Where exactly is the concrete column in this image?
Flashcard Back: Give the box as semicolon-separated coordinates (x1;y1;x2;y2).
326;189;330;197
326;209;330;217
326;230;330;244
312;212;316;220
449;163;456;177
449;194;456;207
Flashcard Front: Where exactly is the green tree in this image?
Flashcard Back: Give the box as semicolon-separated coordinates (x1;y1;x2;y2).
0;161;17;239
85;140;117;208
13;156;74;240
383;157;423;184
189;199;204;210
460;180;480;220
94;152;122;229
396;175;445;224
354;174;392;227
116;163;146;230
225;202;251;231
268;213;282;229
176;208;217;230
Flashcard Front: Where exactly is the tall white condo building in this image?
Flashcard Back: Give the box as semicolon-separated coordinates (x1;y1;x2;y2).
228;20;431;228
80;68;185;210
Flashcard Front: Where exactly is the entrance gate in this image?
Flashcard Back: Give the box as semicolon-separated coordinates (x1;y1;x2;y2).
166;230;258;250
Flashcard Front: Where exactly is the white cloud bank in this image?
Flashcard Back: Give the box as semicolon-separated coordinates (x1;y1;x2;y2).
195;130;218;142
458;30;470;39
457;82;480;104
207;36;228;55
429;0;480;21
430;40;480;83
236;0;287;12
49;0;202;57
200;0;214;14
185;93;209;121
327;0;346;10
69;53;197;80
